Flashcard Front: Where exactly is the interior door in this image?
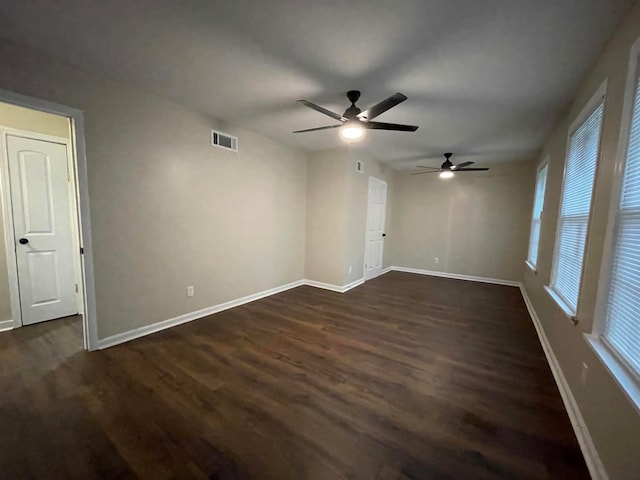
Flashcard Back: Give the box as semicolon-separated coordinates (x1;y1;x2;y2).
6;134;77;325
364;177;387;280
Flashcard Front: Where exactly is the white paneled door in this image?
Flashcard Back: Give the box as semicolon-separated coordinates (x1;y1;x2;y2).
364;177;387;280
7;135;77;325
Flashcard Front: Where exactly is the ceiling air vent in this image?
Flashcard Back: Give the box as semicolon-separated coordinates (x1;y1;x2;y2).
211;130;238;152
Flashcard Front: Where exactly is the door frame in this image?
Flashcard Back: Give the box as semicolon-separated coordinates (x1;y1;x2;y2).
0;89;98;351
362;176;387;281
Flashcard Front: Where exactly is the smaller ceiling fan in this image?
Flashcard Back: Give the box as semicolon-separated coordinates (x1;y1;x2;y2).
413;153;489;178
293;90;418;141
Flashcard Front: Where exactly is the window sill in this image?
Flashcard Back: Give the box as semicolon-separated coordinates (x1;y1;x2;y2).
544;285;578;325
525;260;537;273
585;334;640;415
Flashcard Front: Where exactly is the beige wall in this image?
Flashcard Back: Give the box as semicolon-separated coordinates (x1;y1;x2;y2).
0;103;71;323
305;148;393;287
522;3;640;479
0;40;307;339
305;149;350;286
391;161;535;281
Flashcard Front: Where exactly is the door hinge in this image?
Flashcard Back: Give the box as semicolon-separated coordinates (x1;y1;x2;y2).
80;247;84;254
75;283;79;293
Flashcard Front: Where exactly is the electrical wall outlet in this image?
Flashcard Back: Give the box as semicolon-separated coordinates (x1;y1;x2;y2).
186;285;195;297
434;257;440;264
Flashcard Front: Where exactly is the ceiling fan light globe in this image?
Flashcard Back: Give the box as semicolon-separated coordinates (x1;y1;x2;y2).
340;123;365;141
439;170;454;179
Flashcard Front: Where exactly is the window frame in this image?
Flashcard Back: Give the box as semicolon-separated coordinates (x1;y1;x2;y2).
588;36;640;413
526;158;549;271
545;81;607;322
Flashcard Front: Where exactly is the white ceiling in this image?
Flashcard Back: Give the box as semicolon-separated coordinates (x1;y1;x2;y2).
0;0;635;169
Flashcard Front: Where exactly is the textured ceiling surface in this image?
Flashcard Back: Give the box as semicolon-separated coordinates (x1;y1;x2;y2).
0;0;635;168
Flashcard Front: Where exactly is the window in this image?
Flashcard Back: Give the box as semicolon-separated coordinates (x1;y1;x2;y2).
601;50;640;380
548;92;604;315
527;163;548;268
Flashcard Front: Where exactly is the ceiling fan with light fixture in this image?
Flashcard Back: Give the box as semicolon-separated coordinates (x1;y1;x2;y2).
293;90;419;141
413;152;489;178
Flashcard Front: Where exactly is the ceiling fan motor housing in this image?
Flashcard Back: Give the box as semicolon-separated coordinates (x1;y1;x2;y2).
441;152;454;169
344;90;362;119
346;90;361;103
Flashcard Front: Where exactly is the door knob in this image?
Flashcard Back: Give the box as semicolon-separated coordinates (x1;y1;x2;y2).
382;233;386;237
18;238;29;245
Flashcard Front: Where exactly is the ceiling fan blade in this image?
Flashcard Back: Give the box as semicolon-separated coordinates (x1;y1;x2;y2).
366;121;418;132
297;100;345;121
455;168;489;171
358;93;407;120
292;124;342;133
416;166;441;169
453;161;474;169
412;171;441;175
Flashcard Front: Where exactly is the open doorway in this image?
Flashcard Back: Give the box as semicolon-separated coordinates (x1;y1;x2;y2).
0;93;97;351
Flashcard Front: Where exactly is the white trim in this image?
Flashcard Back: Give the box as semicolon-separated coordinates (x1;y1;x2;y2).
526;158;549;269
0;130;22;328
0;90;98;351
568;81;608;135
585;335;640;414
0;319;13;332
0;129;68;144
519;284;608;480
391;266;520;287
339;277;365;292
302;280;344;293
544;285;579;325
98;280;305;349
381;266;392;275
525;260;537;273
303;277;365;293
593;36;640;359
549;80;607;323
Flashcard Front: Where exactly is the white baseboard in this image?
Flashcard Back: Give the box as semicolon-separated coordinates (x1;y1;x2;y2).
519;284;607;480
381;266;393;275
391;266;520;287
302;277;365;293
339;278;365;292
97;279;305;349
0;319;13;332
302;279;344;293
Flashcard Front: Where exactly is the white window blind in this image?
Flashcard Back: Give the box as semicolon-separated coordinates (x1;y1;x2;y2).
603;57;640;378
550;101;604;313
527;164;548;267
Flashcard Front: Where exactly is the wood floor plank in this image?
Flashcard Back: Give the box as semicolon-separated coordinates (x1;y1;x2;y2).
0;272;590;479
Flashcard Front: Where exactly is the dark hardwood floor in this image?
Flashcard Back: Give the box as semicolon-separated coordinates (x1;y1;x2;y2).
0;272;589;479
